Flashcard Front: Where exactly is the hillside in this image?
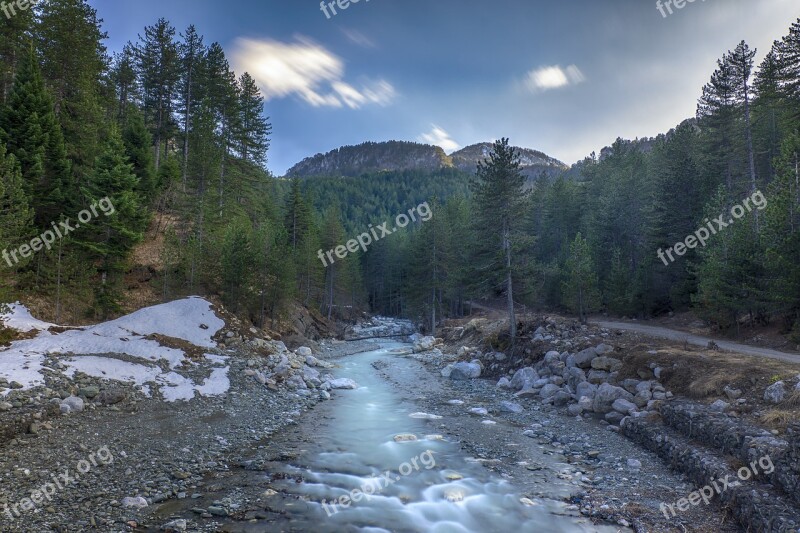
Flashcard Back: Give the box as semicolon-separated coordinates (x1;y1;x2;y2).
286;141;452;177
285;140;567;179
451;142;568;179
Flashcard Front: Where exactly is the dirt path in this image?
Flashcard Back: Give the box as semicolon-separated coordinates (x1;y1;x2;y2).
591;320;800;364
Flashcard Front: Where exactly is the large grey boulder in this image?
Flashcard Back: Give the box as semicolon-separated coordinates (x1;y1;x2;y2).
413;336;437;353
765;381;787;404
510;367;538;390
450;362;482;380
612;398;638;415
328;378;359;390
576;381;598;400
593;383;634;414
574;347;598;369
591;357;623;372
539;384;561;399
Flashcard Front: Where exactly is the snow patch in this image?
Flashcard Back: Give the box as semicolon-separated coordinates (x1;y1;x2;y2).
0;303;56;332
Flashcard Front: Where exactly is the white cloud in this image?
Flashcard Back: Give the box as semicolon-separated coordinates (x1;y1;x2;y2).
231;37;395;109
524;64;586;92
419;125;460;153
341;28;376;48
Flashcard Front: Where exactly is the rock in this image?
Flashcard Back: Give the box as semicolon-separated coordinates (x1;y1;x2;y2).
724;386;743;400
79;386;100;399
709;399;730;412
544;351;561;364
578;397;594;411
539;384;561;399
567;404;584;416
764;381;787;404
409;412;442;420
96;388;126;405
468;407;489;416
328;378;359;390
440;364;454;378
496;377;512;389
605;411;625;424
162;519;187;531
450;362;481;380
627;458;642;470
413;336;437;353
122;497;148;509
591;357;623;372
510;368;538;390
499;401;524;414
612;398;637;415
593;383;634;414
587;370;610;385
576;382;598;400
0;402;12;412
595;343;614;355
296;346;313;357
207;506;228;517
394;434;418;442
552;391;572;406
60;396;84;414
574;347;598;369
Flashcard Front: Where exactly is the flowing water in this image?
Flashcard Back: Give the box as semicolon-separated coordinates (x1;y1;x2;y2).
161;341;625;532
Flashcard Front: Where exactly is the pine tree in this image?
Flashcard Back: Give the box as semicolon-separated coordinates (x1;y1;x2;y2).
562;233;599;324
79;128;144;317
0;0;34;104
0;146;34;274
178;25;205;191
37;0;107;184
1;46;72;225
122;105;156;201
236;72;271;166
110;43;139;122
137;18;180;170
471;138;529;340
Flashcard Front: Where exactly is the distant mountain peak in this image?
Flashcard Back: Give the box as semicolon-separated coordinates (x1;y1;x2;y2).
285;140;566;179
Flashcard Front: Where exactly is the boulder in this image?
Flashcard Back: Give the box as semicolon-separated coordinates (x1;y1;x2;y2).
709;399;730;412
450;362;482;380
576;381;598;400
587;370;610;385
574;347;598;369
413;336;437;353
591;357;623;372
552;391;572;406
510;367;538;390
612;398;638;415
499;401;524;414
295;346;313;357
567;403;584;416
539;384;561;399
593;383;634;414
496;377;512;389
764;381;787;404
328;378;359;390
724;386;743;400
60;396;84;414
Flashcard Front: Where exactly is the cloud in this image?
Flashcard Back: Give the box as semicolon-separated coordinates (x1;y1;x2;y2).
524;65;586;92
341;28;376;48
419;125;460;152
231;37;395;109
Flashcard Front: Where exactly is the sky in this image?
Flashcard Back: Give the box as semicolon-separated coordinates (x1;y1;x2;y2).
90;0;799;175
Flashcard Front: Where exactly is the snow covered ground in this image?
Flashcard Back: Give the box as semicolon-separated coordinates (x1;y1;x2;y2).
0;297;230;402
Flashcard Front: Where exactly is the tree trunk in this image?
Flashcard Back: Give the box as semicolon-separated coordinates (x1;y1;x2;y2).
504;222;516;340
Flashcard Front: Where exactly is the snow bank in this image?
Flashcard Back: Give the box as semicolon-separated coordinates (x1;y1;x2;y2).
0;298;230;401
0;303;56;332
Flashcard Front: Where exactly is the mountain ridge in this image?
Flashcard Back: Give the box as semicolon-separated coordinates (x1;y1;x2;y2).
285;140;568;179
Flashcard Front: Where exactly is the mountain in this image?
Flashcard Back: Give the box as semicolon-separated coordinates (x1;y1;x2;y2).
286;141;451;178
285;140;567;179
450;143;567;179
